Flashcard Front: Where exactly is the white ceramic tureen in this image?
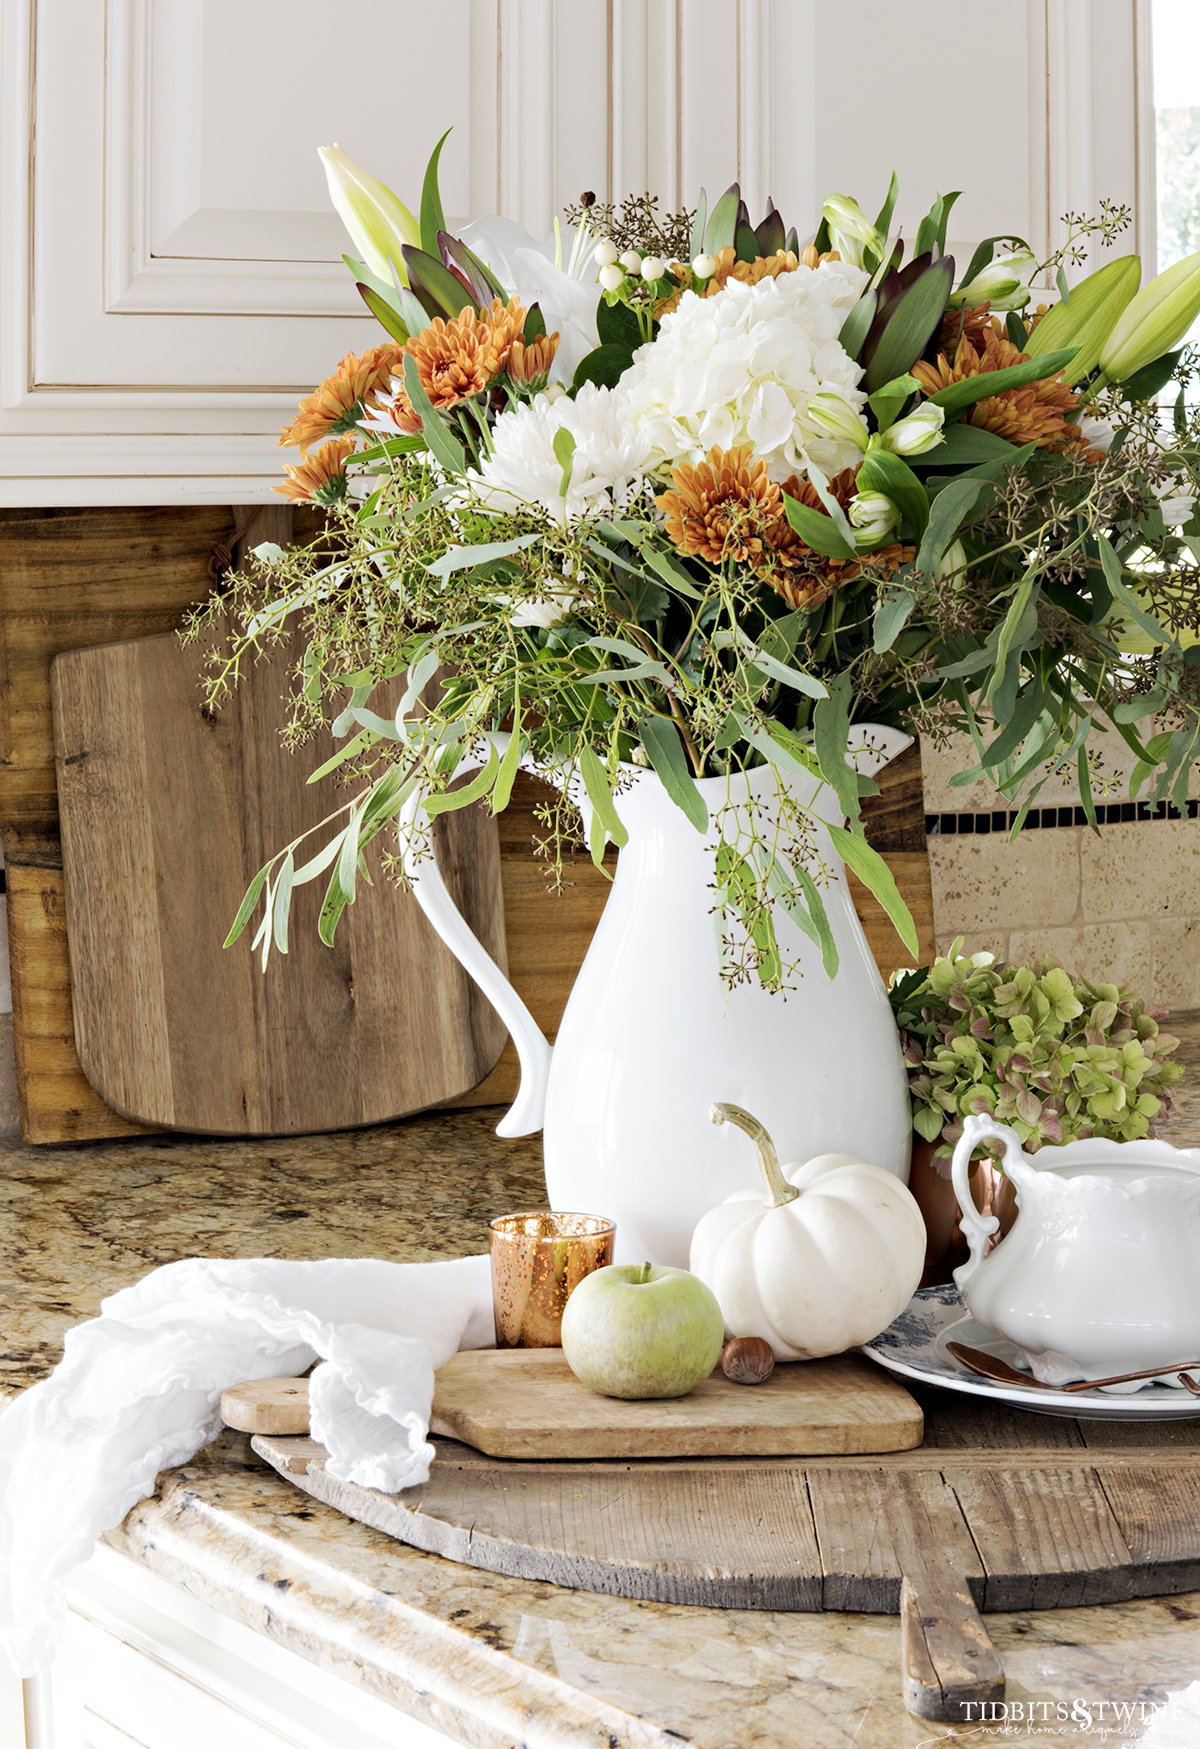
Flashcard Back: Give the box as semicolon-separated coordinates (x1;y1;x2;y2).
951;1113;1200;1388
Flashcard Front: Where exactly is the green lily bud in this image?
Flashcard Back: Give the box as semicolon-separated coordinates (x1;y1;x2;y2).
318;143;420;285
822;194;885;269
1025;254;1141;381
849;488;900;547
1099;250;1200;383
808;391;870;452
879;403;945;457
950;248;1037;313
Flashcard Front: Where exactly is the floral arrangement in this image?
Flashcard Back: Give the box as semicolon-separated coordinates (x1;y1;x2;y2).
889;940;1183;1163
189;137;1200;988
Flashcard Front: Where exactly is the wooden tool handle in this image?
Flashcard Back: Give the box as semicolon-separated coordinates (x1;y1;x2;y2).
221;1376;311;1437
900;1573;1005;1722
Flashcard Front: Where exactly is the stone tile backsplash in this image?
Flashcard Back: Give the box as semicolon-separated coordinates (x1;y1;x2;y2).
925;736;1200;1009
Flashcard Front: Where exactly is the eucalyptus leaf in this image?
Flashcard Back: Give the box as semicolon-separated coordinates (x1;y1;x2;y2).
402;355;466;475
826;824;918;957
639;717;707;830
427;534;540;578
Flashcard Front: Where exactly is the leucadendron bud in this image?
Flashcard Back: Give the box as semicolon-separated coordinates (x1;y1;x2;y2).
849;489;900;546
879;403;945;457
318;143;420;284
808;391;870;452
1099;250;1200;383
822;193;885;269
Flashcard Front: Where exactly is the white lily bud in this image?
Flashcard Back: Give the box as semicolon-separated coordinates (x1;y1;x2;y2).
692;253;717;279
808;391;870;453
318;143;420;284
641;255;667;281
1155;474;1197;527
593;239;619;269
881;403;946;457
619;249;643;273
821;193;885;269
849;489;901;546
598;262;625;293
951;247;1037;312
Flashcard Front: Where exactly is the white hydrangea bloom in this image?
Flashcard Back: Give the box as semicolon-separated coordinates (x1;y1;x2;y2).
463;383;652;525
618;260;871;483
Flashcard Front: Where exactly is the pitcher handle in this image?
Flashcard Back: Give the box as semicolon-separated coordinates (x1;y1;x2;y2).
398;733;553;1138
950;1115;1028;1289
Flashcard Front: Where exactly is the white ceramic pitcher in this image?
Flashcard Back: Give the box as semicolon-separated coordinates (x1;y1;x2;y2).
401;727;914;1265
952;1113;1200;1386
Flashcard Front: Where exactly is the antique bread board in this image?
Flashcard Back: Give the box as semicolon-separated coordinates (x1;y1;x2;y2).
225;1348;923;1458
253;1404;1200;1721
50;631;509;1135
0;484;932;1144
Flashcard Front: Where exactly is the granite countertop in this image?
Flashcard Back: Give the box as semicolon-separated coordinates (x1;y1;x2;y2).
3;1019;1200;1749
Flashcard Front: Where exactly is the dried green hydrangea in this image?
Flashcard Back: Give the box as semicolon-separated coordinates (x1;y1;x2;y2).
889;940;1183;1166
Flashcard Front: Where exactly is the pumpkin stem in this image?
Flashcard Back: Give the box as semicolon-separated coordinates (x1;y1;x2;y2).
710;1103;800;1208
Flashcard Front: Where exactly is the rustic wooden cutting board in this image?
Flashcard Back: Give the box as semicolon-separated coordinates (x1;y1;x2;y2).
222;1349;924;1459
253;1409;1200;1721
51;632;509;1134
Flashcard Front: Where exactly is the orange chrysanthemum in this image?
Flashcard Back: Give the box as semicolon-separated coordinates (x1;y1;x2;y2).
762;470;912;611
280;345;405;452
405;297;526;411
912;321;1082;451
275;437;356;506
657;446;782;566
507;330;560;386
937;303;994;358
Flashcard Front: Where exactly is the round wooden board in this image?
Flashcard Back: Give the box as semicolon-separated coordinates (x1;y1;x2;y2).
252;1413;1200;1723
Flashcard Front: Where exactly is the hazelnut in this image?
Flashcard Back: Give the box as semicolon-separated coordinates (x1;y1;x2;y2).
721;1335;775;1385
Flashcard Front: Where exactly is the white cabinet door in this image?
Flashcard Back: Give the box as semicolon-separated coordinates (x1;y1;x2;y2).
0;0;1145;504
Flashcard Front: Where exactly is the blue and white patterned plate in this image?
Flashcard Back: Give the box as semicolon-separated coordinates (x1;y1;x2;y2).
862;1286;1200;1421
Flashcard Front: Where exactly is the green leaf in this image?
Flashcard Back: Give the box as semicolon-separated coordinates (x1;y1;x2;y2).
402;354;466;476
579;745;629;861
980;679;1046;767
639;717;707;830
1077;744;1098;829
929;348;1077;418
873;172;901;244
1096;534;1172;645
873;584;917;652
740;636;827;698
783;494;857;561
553;427;576;497
225;864;270;948
306;727;377;784
867;373;921;430
915;477;991;571
423;743;501;817
272;851;295;955
419;129;451;255
813;674;860;825
827;824;918;957
573;344;634;390
355;282;410;343
492;723;522;815
704;186;742;255
402;245;478;316
838;290;878;359
857;448;928;539
986;570;1040;712
1118;348;1184;402
427;533;540;577
596;297;642;349
928;424;1024;467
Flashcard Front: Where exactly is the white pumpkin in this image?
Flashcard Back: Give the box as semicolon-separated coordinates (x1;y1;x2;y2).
689;1103;925;1360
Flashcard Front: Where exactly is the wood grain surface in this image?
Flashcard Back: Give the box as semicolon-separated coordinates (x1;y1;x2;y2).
220;1349;924;1458
53;630;508;1134
252;1395;1200;1723
0;504;935;1141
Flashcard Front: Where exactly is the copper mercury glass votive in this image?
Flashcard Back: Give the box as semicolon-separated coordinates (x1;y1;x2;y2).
488;1211;616;1347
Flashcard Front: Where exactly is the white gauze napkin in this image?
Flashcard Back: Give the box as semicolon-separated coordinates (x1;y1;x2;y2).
0;1252;494;1675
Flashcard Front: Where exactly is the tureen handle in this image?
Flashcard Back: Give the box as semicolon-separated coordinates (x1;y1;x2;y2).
950;1115;1032;1289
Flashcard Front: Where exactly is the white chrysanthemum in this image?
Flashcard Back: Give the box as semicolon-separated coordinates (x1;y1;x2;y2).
464;383;652;526
619;261;871;483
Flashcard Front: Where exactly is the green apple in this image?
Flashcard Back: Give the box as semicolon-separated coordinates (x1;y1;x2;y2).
560;1261;725;1400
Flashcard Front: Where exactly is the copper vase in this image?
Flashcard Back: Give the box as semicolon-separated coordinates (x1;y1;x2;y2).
907;1136;1018;1288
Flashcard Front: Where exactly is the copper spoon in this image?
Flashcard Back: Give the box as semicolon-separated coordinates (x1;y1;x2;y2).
947;1340;1200;1395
